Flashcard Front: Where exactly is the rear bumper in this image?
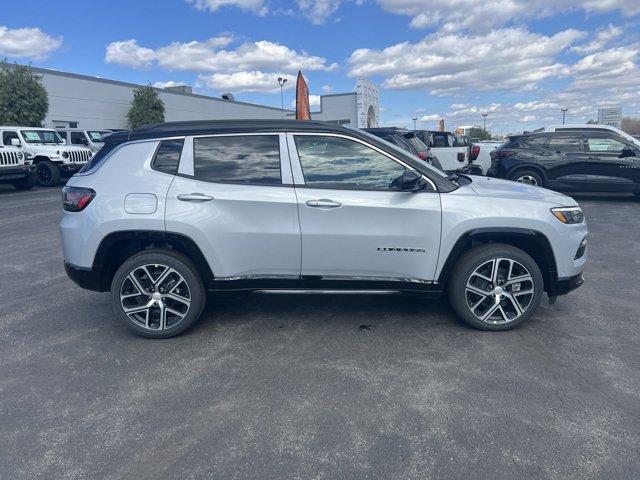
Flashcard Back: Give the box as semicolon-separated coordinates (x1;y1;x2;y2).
547;273;584;297
64;261;104;292
0;164;36;181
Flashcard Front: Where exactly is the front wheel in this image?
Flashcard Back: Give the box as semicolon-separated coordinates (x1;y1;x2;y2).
110;249;206;338
448;244;544;331
36;161;61;187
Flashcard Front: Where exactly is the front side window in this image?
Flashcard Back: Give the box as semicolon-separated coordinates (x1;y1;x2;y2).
294;135;406;191
70;132;87;145
153;139;184;175
2;131;20;146
584;136;626;153
19;129;64;144
193;135;281;185
546;136;581;153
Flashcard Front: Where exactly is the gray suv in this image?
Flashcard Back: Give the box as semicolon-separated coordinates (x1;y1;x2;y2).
60;120;587;338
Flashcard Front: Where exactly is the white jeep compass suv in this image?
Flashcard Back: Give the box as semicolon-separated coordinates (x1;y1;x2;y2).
0;126;92;187
60;121;587;338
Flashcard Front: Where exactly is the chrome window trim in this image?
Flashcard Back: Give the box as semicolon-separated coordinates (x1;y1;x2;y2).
286;131;437;191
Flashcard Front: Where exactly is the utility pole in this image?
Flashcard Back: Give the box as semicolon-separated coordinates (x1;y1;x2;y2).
561;108;568;125
482;113;488;132
277;77;288;119
412;117;417;131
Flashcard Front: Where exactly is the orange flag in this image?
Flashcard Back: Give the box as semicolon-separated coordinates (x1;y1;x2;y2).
295;71;311;121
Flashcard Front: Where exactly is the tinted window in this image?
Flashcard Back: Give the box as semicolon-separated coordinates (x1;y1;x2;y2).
2;131;19;145
70;132;87;145
584;137;625;153
431;132;448;148
193;135;281;185
153;139;184;175
295;135;406;191
547;136;581;153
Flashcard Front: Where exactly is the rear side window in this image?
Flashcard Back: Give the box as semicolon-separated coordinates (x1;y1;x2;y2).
193;135;281;186
584;137;626;153
547;136;581;153
431;132;448;148
152;139;184;175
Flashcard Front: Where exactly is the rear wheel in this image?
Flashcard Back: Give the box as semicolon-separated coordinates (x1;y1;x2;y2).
448;244;544;331
510;169;544;187
36;161;61;187
110;249;206;338
11;172;37;190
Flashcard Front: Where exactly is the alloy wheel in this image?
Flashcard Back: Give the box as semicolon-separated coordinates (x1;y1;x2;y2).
465;257;535;324
516;175;538;186
119;263;191;330
37;164;52;184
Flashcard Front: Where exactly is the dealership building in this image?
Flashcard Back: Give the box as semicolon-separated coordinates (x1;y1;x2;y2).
14;66;379;131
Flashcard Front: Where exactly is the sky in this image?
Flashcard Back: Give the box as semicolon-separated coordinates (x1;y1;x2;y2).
1;0;639;134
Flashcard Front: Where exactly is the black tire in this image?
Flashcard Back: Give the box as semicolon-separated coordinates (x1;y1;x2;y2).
110;249;206;338
509;169;544;187
36;161;61;187
448;243;544;331
11;172;37;190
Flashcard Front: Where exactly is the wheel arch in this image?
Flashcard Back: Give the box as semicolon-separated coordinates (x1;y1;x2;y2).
32;155;54;164
438;228;558;291
92;230;215;291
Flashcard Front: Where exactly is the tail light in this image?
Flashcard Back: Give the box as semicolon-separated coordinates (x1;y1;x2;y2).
470;145;480;161
417;151;428;161
62;186;95;212
490;150;515;160
457;152;465;162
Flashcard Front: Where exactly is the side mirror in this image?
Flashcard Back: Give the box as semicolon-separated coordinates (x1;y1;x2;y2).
10;138;21;147
620;147;637;158
390;170;426;192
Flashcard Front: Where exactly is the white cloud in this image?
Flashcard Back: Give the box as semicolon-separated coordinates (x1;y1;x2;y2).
348;28;584;95
298;0;342;24
105;39;156;68
197;70;295;92
376;0;640;32
0;26;62;60
321;84;332;93
572;24;623;54
152;80;187;89
187;0;268;15
419;114;441;121
106;37;337;74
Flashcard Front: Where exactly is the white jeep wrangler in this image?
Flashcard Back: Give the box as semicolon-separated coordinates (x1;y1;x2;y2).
0;127;93;187
0;144;37;190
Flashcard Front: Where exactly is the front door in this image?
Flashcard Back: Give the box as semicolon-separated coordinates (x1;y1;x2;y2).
582;133;640;192
288;133;442;283
165;133;301;280
542;135;588;190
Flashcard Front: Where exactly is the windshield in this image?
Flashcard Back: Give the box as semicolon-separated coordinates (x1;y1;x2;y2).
87;131;110;142
357;129;448;179
20;129;64;144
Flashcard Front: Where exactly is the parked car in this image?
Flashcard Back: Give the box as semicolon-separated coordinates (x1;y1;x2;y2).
363;127;443;170
414;130;469;173
0;127;93;187
487;128;640;195
469;140;503;175
0;144;37;190
57;129;112;153
61;120;587;338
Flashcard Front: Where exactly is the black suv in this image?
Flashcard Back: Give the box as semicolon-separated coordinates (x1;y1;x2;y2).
487;129;640;195
363;127;443;170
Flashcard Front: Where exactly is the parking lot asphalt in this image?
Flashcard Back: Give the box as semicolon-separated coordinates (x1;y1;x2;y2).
1;184;639;479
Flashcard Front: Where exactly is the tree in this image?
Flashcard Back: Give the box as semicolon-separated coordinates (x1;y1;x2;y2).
0;61;49;127
586;119;597;124
127;85;165;129
621;117;640;136
467;127;491;141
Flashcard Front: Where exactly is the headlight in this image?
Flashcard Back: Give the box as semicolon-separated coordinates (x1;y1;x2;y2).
62;151;69;158
551;207;584;224
17;151;24;160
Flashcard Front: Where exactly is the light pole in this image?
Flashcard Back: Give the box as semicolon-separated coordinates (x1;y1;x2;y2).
482;113;488;132
412;117;417;131
277;77;288;118
561;108;568;125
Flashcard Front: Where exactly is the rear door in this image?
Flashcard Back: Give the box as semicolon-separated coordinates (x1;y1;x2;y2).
582;133;639;192
165;133;301;280
288;132;442;283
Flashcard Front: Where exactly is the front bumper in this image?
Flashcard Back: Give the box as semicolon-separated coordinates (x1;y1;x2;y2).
65;261;104;292
0;164;36;181
547;272;584;297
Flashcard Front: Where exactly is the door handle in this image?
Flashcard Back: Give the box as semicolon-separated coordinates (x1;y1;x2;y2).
177;193;214;202
305;199;342;208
